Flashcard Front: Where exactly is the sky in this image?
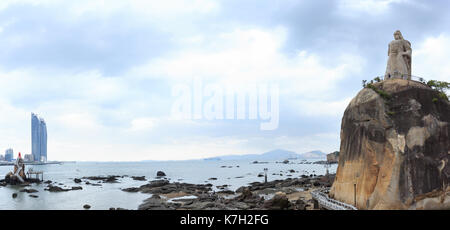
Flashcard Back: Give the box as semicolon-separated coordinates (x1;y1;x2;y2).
0;0;449;161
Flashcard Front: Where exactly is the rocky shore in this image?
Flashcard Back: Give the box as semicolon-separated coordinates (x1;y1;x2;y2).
123;174;335;210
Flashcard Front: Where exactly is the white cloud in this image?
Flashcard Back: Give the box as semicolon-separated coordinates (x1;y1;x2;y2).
55;112;101;132
0;0;56;11
296;97;353;117
132;27;364;95
0;98;30;156
337;0;409;16
414;34;450;82
129;117;158;132
0;0;219;15
0;19;366;161
5;1;435;161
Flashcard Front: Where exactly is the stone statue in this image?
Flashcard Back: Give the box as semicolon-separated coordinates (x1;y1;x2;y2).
4;153;26;184
385;30;412;80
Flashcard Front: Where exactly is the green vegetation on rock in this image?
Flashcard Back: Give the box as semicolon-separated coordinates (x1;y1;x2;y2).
366;83;392;100
427;80;449;101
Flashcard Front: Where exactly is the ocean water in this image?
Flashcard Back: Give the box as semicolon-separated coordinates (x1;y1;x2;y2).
0;159;337;210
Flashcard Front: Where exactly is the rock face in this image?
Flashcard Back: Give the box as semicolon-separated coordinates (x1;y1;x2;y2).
330;79;450;210
326;151;339;163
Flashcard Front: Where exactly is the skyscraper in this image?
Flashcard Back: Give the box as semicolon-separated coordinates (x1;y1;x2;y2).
31;113;47;162
5;148;13;162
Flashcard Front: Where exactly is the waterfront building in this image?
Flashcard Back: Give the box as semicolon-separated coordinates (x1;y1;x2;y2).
24;154;34;162
5;148;13;162
31;113;48;162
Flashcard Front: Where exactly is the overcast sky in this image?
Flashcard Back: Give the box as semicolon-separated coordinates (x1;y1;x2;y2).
0;0;449;161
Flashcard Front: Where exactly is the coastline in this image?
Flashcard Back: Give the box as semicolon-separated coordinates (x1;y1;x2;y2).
1;173;333;210
0;161;76;166
0;160;336;210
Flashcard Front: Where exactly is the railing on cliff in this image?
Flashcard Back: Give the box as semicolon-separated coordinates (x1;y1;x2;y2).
311;189;358;210
376;75;428;84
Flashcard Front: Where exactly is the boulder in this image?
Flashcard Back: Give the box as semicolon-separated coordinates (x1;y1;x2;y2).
292;199;307;210
138;195;173;210
263;192;290;210
20;189;38;193
83;204;91;209
74;178;82;183
217;190;235;195
156;171;166;177
330;79;450;210
82;175;120;183
45;185;70;192
122;187;139;192
131;176;146;181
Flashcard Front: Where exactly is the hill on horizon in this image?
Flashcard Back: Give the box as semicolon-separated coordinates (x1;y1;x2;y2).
203;149;327;161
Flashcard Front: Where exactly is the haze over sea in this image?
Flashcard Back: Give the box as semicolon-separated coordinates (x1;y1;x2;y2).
0;159;336;210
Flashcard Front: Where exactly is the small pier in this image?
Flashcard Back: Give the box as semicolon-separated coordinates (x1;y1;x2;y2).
26;168;44;182
311;189;357;210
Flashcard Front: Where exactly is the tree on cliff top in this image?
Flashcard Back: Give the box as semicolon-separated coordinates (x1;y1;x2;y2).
427;80;450;101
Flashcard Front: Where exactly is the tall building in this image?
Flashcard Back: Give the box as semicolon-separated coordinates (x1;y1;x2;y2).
0;154;4;161
31;113;47;162
5;148;13;162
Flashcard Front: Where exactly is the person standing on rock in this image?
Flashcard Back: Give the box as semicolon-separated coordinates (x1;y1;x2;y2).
385;30;412;80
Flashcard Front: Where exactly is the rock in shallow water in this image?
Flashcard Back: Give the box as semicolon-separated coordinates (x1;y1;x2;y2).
20;189;38;193
45;185;83;192
131;176;146;181
156;171;166;177
122;179;212;195
82;175;120;183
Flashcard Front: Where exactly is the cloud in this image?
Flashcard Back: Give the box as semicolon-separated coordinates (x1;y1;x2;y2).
337;0;409;16
132;27;364;96
296;97;353;117
414;34;450;82
0;1;449;161
128;117;158;132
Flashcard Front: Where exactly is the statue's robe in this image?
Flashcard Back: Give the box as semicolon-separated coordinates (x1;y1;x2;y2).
385;39;412;80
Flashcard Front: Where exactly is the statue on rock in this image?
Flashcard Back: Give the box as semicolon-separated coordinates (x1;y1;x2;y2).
385;30;412;80
5;152;26;184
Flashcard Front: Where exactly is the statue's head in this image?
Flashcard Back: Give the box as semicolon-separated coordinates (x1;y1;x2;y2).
394;30;404;40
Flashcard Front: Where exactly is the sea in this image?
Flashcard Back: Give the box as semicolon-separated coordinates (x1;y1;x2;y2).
0;159;337;210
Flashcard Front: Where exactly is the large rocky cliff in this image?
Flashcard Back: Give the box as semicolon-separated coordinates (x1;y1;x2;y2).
329;79;450;210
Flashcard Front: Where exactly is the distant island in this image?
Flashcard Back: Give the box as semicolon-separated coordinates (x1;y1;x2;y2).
203;149;327;161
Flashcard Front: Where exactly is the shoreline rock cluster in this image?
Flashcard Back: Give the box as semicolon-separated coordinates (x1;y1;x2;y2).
122;179;213;195
129;174;334;210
